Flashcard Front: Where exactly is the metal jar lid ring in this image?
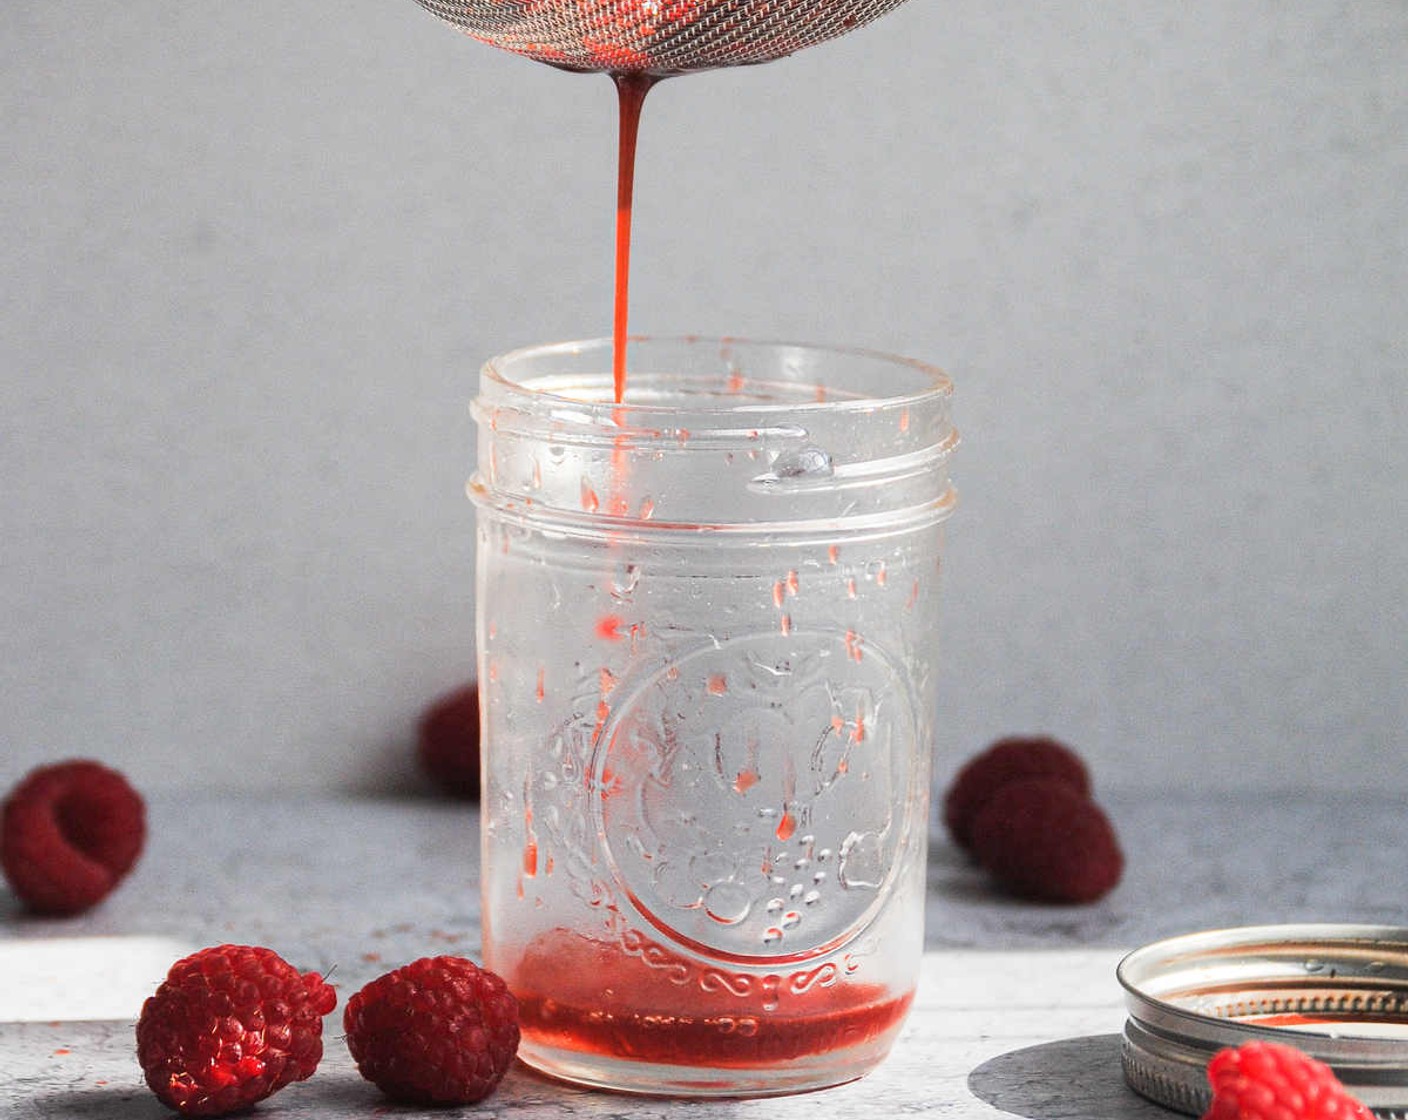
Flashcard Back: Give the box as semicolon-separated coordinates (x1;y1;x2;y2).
1117;923;1408;1118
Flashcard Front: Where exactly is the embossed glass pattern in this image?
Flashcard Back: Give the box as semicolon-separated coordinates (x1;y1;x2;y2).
469;336;957;1095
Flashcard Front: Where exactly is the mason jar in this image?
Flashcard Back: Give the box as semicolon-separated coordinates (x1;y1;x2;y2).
469;336;957;1095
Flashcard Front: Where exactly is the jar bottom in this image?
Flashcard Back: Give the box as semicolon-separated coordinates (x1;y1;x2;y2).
513;987;914;1097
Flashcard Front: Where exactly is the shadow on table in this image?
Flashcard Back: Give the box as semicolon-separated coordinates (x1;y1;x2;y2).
283;1065;637;1117
968;1033;1180;1120
27;1087;155;1119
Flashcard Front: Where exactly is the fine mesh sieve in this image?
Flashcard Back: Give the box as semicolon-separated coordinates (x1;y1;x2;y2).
411;0;912;74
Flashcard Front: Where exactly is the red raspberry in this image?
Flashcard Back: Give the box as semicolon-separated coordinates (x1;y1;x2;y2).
942;735;1090;850
968;777;1122;903
417;682;481;799
344;955;519;1105
136;944;336;1116
1203;1040;1373;1120
1;759;146;915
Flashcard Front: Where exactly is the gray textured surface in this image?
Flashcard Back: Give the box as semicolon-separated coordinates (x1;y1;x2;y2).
3;1;1407;797
2;793;1404;1117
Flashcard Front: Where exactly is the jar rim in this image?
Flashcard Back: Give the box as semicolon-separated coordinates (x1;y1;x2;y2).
472;334;957;532
480;335;953;417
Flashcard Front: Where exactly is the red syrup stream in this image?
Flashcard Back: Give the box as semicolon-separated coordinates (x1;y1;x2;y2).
611;72;658;404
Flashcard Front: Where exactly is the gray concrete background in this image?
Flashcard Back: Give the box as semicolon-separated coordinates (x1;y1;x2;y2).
3;1;1404;794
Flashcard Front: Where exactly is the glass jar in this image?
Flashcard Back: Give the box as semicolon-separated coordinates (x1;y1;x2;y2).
469;336;957;1095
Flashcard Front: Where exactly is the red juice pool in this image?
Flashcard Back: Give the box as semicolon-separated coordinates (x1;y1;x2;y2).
504;927;915;1093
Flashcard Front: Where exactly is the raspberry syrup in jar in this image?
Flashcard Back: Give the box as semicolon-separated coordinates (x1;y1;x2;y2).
469;336;957;1095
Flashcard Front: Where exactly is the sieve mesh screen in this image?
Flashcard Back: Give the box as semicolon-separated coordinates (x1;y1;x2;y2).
412;0;911;74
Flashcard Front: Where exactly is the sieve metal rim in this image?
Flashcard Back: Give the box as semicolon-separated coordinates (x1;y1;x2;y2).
1117;923;1408;1117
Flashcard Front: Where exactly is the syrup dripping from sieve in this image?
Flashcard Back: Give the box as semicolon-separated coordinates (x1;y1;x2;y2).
412;0;913;399
611;72;656;403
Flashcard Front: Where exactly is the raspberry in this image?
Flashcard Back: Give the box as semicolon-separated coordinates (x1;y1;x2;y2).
344;955;519;1105
417;682;481;799
1203;1040;1373;1120
136;944;336;1116
968;777;1122;903
942;735;1090;850
1;759;146;915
